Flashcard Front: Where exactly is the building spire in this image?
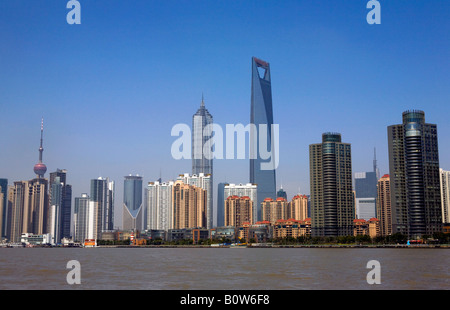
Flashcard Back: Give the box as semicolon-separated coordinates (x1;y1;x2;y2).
34;117;47;178
39;117;44;162
373;147;379;179
201;93;205;107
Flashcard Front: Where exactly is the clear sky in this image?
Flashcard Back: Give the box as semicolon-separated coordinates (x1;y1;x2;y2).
1;1;449;228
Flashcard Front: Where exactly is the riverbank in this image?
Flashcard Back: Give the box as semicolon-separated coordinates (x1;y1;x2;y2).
2;243;448;249
94;243;450;249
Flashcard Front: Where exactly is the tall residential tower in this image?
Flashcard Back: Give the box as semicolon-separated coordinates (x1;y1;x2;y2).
309;133;354;237
388;110;442;238
377;174;392;236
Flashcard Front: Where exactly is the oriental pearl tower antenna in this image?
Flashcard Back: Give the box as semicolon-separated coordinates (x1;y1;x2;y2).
33;117;47;179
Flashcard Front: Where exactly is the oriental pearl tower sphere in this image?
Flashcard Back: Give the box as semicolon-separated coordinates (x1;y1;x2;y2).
33;118;47;178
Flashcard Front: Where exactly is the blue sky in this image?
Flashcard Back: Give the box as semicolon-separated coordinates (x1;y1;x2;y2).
1;1;449;228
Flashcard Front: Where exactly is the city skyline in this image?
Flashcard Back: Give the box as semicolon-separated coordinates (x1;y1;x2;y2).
1;1;449;230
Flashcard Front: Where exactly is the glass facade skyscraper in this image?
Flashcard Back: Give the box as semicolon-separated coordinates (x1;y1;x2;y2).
388;110;442;238
277;187;287;200
123;175;143;231
49;169;72;240
250;57;276;220
192;97;213;229
354;171;377;220
192;97;213;176
90;177;114;238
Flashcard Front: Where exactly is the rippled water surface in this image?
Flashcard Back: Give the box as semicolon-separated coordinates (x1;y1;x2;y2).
0;247;448;290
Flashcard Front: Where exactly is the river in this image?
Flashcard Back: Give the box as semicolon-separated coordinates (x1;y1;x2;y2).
0;247;448;290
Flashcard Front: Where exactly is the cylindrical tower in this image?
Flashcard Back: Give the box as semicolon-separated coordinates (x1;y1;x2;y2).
403;110;426;238
321;133;341;237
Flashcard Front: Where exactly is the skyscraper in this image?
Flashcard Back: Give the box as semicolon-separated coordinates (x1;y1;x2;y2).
192;96;213;228
146;180;174;231
250;57;277;219
224;196;253;227
8;179;49;243
90;177;114;239
354;150;379;221
290;195;309;221
354;171;377;220
276;186;287;200
388;110;442;238
73;193;90;243
0;187;3;240
49;176;63;244
123;175;143;232
192;95;213;176
49;169;72;240
216;182;226;227
178;173;212;229
223;183;258;224
0;178;7;238
8;181;29;243
377;174;392;236
28;178;49;236
309;133;354;237
261;197;289;225
6;186;14;241
172;180;206;229
439;169;450;224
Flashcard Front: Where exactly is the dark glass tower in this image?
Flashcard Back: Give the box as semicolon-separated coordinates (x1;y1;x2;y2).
310;133;354;237
0;178;7;238
49;169;72;240
250;57;277;220
277;187;287;200
90;177;114;235
217;182;226;227
388;110;442;238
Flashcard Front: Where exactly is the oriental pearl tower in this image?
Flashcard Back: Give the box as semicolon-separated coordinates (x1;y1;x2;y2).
33;118;47;179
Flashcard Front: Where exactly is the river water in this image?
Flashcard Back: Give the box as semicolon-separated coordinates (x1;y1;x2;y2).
0;247;448;290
